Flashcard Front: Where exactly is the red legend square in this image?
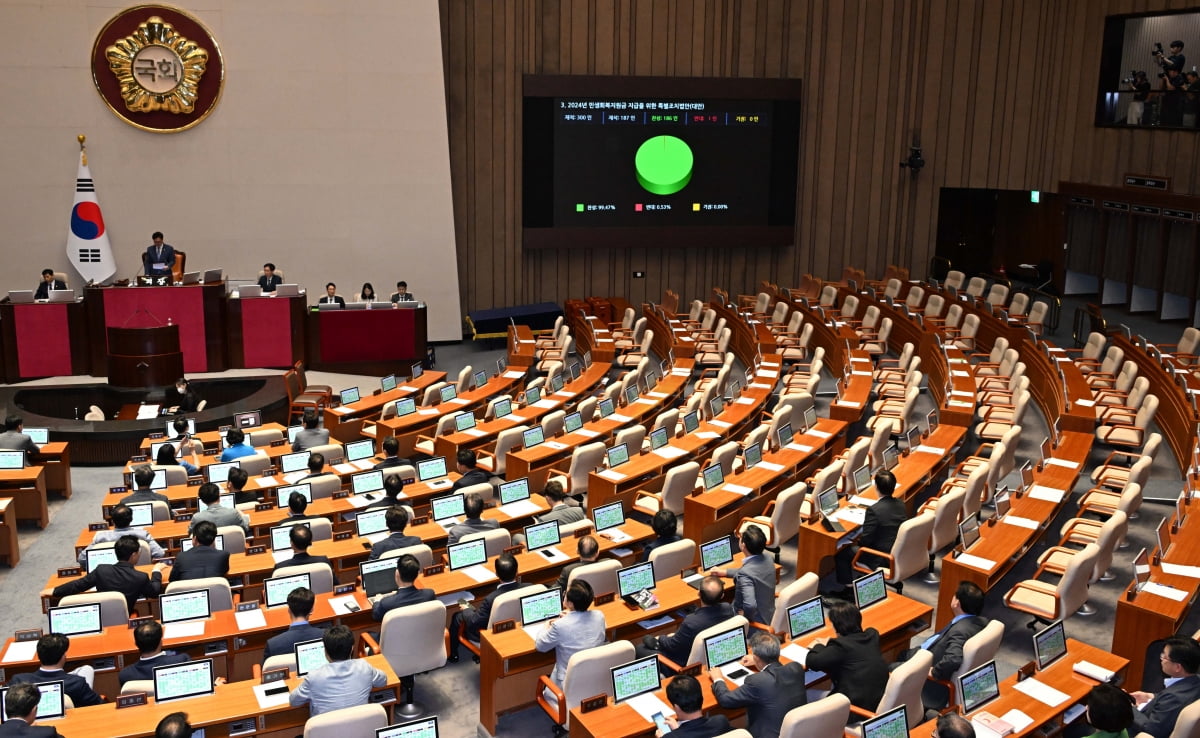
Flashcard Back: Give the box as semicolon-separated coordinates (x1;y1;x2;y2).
634;203;643;211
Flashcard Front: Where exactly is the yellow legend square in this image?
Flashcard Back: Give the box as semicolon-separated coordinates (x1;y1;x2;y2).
692;203;701;211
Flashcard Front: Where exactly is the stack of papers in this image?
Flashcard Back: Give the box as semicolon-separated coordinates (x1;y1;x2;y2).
652;446;688;460
234;608;267;630
1;642;38;663
1000;515;1040;530
1144;582;1188;601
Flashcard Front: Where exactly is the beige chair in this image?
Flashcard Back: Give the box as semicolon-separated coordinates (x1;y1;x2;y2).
860;317;892;358
633;461;699;517
307;475;343;501
536;336;572;375
1160;326;1200;364
779;322;814;362
1096;377;1151;424
850;650;933;730
964;277;987;299
1090;440;1158;489
1084;348;1127;388
867;387;918;435
1070;332;1108;369
921;486;965;583
548;441;606;500
237;453;273;477
541;410;566;439
856;305;881;337
714;730;753;738
766;573;820;636
904;286;925;311
413;414;458;456
280;562;335;595
420;381;448;406
360;599;448;716
215;525;247;554
120;679;153;696
944;270;966;290
459;583;547;662
461;527;512;559
950;313;980;351
476;424;529;477
1007;292;1029;318
306;443;345;465
736;482;806;562
1134;698;1200;738
566;559;622;597
303;704;388;738
249;428;285;447
1077;482;1143;541
59;592;129;628
939;461;990;521
1004;543;1100;625
657;615;749;673
985;283;1009;307
648;539;697;581
852;511;935;594
819;284;839;308
1045;511;1127;583
1096;394;1158;451
779;694;852;738
973;390;1030;440
875;343;916;383
928;619;1005;708
536;641;636;732
164;577;235;611
616;329;654;369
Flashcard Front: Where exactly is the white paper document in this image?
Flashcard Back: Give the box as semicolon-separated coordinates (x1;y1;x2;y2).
709;419;732;429
914;445;946;455
234;608;268;630
163;621;206;640
1013;677;1070;707
1028;485;1065;504
625;693;675;724
1;642;37;663
597;469;626;482
1000;515;1040;530
330;406;353;415
780;642;809;667
499;500;541;518
1045;458;1079;469
329;595;362;614
1160;562;1200;579
722;484;753;496
609;413;633;423
1143;582;1188;601
460;565;495;583
252;681;293;709
956;553;997;571
503;371;526;379
785;443;813;453
835;507;866;525
576;428;601;438
756;461;785;472
806;429;832;439
652;446;689;460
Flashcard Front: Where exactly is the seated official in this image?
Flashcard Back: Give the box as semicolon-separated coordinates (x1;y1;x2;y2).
80;503;165;565
894;581;988;710
154;713;192;738
318;282;345;308
370;554;435;621
155;442;199;477
555;535;605;592
143;231;175;277
446;492;499;545
367;506;421;560
833;469;904;594
657;673;731;738
363;474;407;512
118;621;189;685
452;449;490;490
53;535;165;613
374;436;411;470
169;378;199;414
271;525;332;575
535;580;606;687
219;428;256;462
188;482;250;536
390;280;415;302
707;524;775;626
711;632;805;738
227;467;259;506
934;713;976;738
258;263;282;293
34;269;66;301
1129;636;1200;738
805;599;889;711
119;465;169;506
358;282;377;302
283;491;318;521
263;587;325;662
170;521;231;583
9;634;103;707
450;553;534;663
0;414;38;456
640;509;681;562
301;452;334;480
288;625;387;716
536;481;585;526
291;409;329;452
0;683;63;737
640;576;734;674
1078;683;1135;738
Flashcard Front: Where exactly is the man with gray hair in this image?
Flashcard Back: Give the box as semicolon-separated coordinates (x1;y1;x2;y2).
710;631;806;738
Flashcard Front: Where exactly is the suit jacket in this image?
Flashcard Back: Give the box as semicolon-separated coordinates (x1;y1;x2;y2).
263;623;326;660
452;468;490;491
169;545;231;582
860;496;906;554
257;274;282;292
189;504;250;535
117;651;189;685
51;561;162;613
0;719;61;737
34;281;66;300
367;533;421;561
806;628;889;710
641;534;681;563
291;428;330;452
670;715;733;737
372;586;435;621
1132;675;1200;738
143;243;175;276
538;504;586;526
318;296;345;307
730;554;775;626
0;431;37;454
9;669;103;708
712;661;807;738
271;552;332;575
464;581;535;642
657;603;736;667
447;518;498;545
374;456;412;470
119;489;169;506
927;614;989;680
391;292;416;302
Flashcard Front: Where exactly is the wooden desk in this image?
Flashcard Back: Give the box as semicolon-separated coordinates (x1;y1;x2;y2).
225;293;307;369
305;305;427;374
323;370;446;444
508;325;537;367
1113;333;1196;477
0;465;48;527
0;498;18;565
0;299;91;382
86;283;227;375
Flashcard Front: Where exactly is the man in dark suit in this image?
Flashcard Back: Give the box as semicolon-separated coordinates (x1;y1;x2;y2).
154;713;192;738
283;491;318;522
119;465;169;506
805;600;890;711
895;581;988;710
142;231;175;278
33;270;66;301
708;524;775;626
118;621;189;685
639;510;681;562
711;632;806;738
658;674;731;737
169;521;231;582
390;281;416;302
272;524;332;574
263;587;326;661
834;469;905;592
363;474;407;512
300;453;334;481
10;634;103;707
447;492;499;545
641;576;735;672
373;437;412;470
371;554;435;620
450;553;534;662
0;683;63;737
257;263;282;293
451;449;490;491
1130;635;1200;738
317;283;345;308
367;507;421;560
52;535;165;613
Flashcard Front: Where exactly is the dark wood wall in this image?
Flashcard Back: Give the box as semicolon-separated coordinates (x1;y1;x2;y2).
439;0;1200;318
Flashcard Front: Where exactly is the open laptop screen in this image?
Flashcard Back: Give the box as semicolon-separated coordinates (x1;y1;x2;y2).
786;596;825;640
704;626;748;670
153;659;215;703
610;655;661;704
852;570;888;610
204;461;239;484
352;470;385;495
1033;620;1068;671
0;451;27;470
682;410;700;434
340;387;361;405
606;443;630;468
563;411;582;434
280;451;311;474
360;558;399;598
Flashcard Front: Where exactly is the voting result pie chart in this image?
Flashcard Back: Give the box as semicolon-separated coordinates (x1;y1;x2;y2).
635;135;694;195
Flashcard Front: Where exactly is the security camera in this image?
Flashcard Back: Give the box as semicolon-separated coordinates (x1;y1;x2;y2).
899;146;925;173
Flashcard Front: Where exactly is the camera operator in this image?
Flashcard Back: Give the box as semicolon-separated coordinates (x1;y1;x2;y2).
1161;66;1186;126
1153;40;1186;74
1126;71;1151;125
1184;71;1200;128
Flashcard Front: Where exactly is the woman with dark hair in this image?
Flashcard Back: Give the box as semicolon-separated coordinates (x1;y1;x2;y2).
156;441;199;476
172;377;200;413
640;509;680;562
359;282;376;302
1085;684;1135;738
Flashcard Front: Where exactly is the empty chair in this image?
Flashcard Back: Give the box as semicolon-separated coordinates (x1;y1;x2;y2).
964;277;987;299
985;283;1009;307
548;441;606;501
566;559;622;597
1161;326;1200;363
648;539;697;581
860;317;892;357
1096;394;1158;451
634;461;700;517
420;381;448;406
819;284;839;308
921;486;965;582
164;577;234;611
1084;347;1126;387
149;465;188;486
455;365;474;393
542;410;566;439
1078;483;1143;541
307;475;342;501
1070;332;1108;369
360;599;448;717
59;591;129;628
856;305;881;337
84;404;105;420
536;336;572;375
904;286;925;310
883;279;903;299
694;330;731;368
779;694;852;738
736;483;806;562
1007;292;1030;318
413;414;458;456
779;322;814;363
236;452;272;476
944;270;965;290
536;641;636;732
1090;439;1158;489
1023;300;1049;334
1004;543;1100;626
851;511;935;594
867;387;918;435
840;294;861;323
1046;511;1127;582
307;443;344;465
973;390;1030;441
476;425;529;477
303;704;389;738
950;313;980;351
615;329;654;369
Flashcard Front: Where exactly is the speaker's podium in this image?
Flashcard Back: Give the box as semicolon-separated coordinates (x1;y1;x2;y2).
106;325;183;388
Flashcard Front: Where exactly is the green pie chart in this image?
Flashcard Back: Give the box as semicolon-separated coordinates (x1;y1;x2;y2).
635;135;694;195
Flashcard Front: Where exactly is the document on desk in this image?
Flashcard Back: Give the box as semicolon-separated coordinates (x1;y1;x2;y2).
255;477;280;488
649;391;669;399
626;693;675;724
1143;582;1188;601
1160;562;1200;579
599;528;632;544
329;595;361;614
1013;677;1070;707
722;484;753;496
736;397;756;405
609;413;633;423
756;461;785;472
709;419;732;429
499;500;541;518
749;382;774;390
234;607;268;630
951;370;970;377
163;621;206;640
462;428;487;437
955;553;997;571
253;681;292;709
399;385;418;392
576;428;601;438
503;371;526;379
1000;515;1040;530
635;398;657;406
696;431;721;440
437;591;470;608
1045;458;1079;470
330;406;353;415
596;469;626;482
780;642;809;667
806;429;832;440
913;445;947;455
848;495;877;507
545;441;567;450
333;463;358;475
785;443;814;453
1075;399;1095;407
2;641;37;663
533;399;559;409
281;471;307;484
417;408;439;416
671;367;691;376
756;369;779;379
652;446;689;460
834;507;866;526
835;400;862;408
1028;486;1065;504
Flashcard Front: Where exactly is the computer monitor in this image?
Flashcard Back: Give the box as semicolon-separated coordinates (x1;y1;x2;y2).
704;626;749;674
416;457;448;481
380;374;398;393
270;521;311;552
570;362;582;381
233;411;260;429
498;477;530;505
776;423;794;449
411;363;424;379
550;372;565;393
149;441;174;461
360;558;399;598
1156;516;1172;558
648;427;669;450
1039;436;1052;467
904;425;920;450
276;483;312;508
352;470;385;496
431;493;465;522
861;705;908;738
522;385;541;405
592;501;625;532
852;465;872;493
708;395;724;419
726;379;741;399
180;535;224;552
127;502;155;527
377;717;440;738
804;406;818;430
159;589;211;624
474;370;489;390
1019;461;1034;491
523;520;561;551
786;596;825;640
682;410;699;434
520;588;562;627
48;602;102;636
355;508;389;538
0;681;64;722
624;385;639;407
700;536;734;571
153;659;215;703
292;638;328;677
280;451;311;474
163;419;196;438
204;461;239;484
395;397;417;417
617;561;656;599
264;572;311;608
0;451;25;470
957;660;1001;716
701;463;724;491
454;412;476;433
597;398;614;419
852;570;888;610
1132;547;1151;592
817;487;840;518
994;488;1011;518
606;443;630;468
645;372;658;392
83;546;119;573
493;398;512;419
563;412;583;434
202;268;223;283
147;468;168;490
340;387;361;405
610;655;661;704
23;427;48;445
743;442;762;470
959;514;981;551
1033;620;1068;671
446;539;487;570
345;439;375;463
883;444;900;471
927;409;939;433
522;427;545;449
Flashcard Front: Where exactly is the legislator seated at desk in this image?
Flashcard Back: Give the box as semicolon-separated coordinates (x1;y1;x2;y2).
289;624;389;716
659;674;732;737
79;504;165;565
0;415;40;456
142;232;175;278
34;269;66;301
1129;635;1200;738
0;683;64;738
369;554;435;621
258;263;282;293
170;522;230;583
804;599;890;711
9;634;104;708
391;281;416;303
706;525;775;627
317;283;345;309
52;535;166;613
118;621;189;686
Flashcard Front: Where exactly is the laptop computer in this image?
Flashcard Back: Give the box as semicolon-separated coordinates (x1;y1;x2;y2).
681;410;700;435
48;602;103;636
882;444;900;471
852;464;873;494
522;427;545;449
153;659;215;703
48;289;74;303
648;427;669;451
852;570;888;610
395;397;417;417
958;514;981;551
743;442;762;471
497;476;531;505
159;589;212;625
563;411;583;434
957;660;1002;717
23;427;48;445
7;290;34;304
204;460;239;484
519;588;562;630
1033;620;1068;671
202;268;223;284
624;385;639;407
355;508;390;543
430;493;465;528
264;572;311;608
351;470;385;498
0;451;25;470
376;717;439;738
454;412;476;433
704;626;751;685
592;501;626;538
276;283;300;297
0;681;64;722
293;638;327;676
787;596;826;640
523;520;562;557
616;561;656;605
127;502;155;527
83;546;119;573
440;385;457;403
344;439;376;469
380;374;398;393
597;398;614;419
492;398;512;420
240;285;263;298
610;655;662;707
776;423;794;449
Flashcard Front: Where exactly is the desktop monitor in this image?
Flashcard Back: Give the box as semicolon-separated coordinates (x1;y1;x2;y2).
994;489;1011;518
726;379;741;399
446;539;487;570
264;572;311;608
523;520;561;551
159;589;212;624
704;627;749;675
743;442;762;470
708;395;724;419
645;372;658;392
149;441;174;460
180;535;224;552
852;465;872;493
355;508;389;538
817;487;840;518
270;521;311;552
616;561;656;599
360;558;399;598
380;374;398;393
1039;436;1052;467
0;451;25;470
597;398;614;419
623;385;639;407
473;370;488;390
340;387;362;405
280;451;311;474
24;427;48;445
352;470;385;496
903;426;920;450
570;362;582;381
233;411;260;429
293;638;328;677
1156;516;1172;558
927;409;939;433
861;705;908;738
431;493;466;522
520;588;563;627
700;536;734;571
550;372;565;393
411;363;424;379
959;514;981;551
592;501;625;532
852;570;888;610
682;410;699;434
1019;462;1035;491
606;443;630;468
164;419;196;438
786;597;825;640
522;427;545;449
153;659;215;703
416;457;448;481
882;444;900;471
563;411;583;434
345;439;375;463
610;655;661;704
1033;620;1068;671
395;397;417;417
956;660;1001;716
83;546;119;573
48;603;102;636
1132;547;1151;592
377;717;440;738
149;469;168;490
701;463;724;491
276;483;312;508
804;406;818;430
454;412;476;433
0;681;64;722
492;398;512;419
127;502;155;527
498;477;530;505
525;386;542;405
204;461;239;484
776;423;794;449
648;427;669;450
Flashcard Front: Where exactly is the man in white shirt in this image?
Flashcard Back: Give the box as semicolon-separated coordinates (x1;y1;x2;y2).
289;625;387;716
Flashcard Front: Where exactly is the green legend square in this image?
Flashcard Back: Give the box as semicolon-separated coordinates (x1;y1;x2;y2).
576;203;585;212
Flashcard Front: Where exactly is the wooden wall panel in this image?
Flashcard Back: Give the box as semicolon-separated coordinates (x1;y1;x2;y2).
440;0;1200;323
